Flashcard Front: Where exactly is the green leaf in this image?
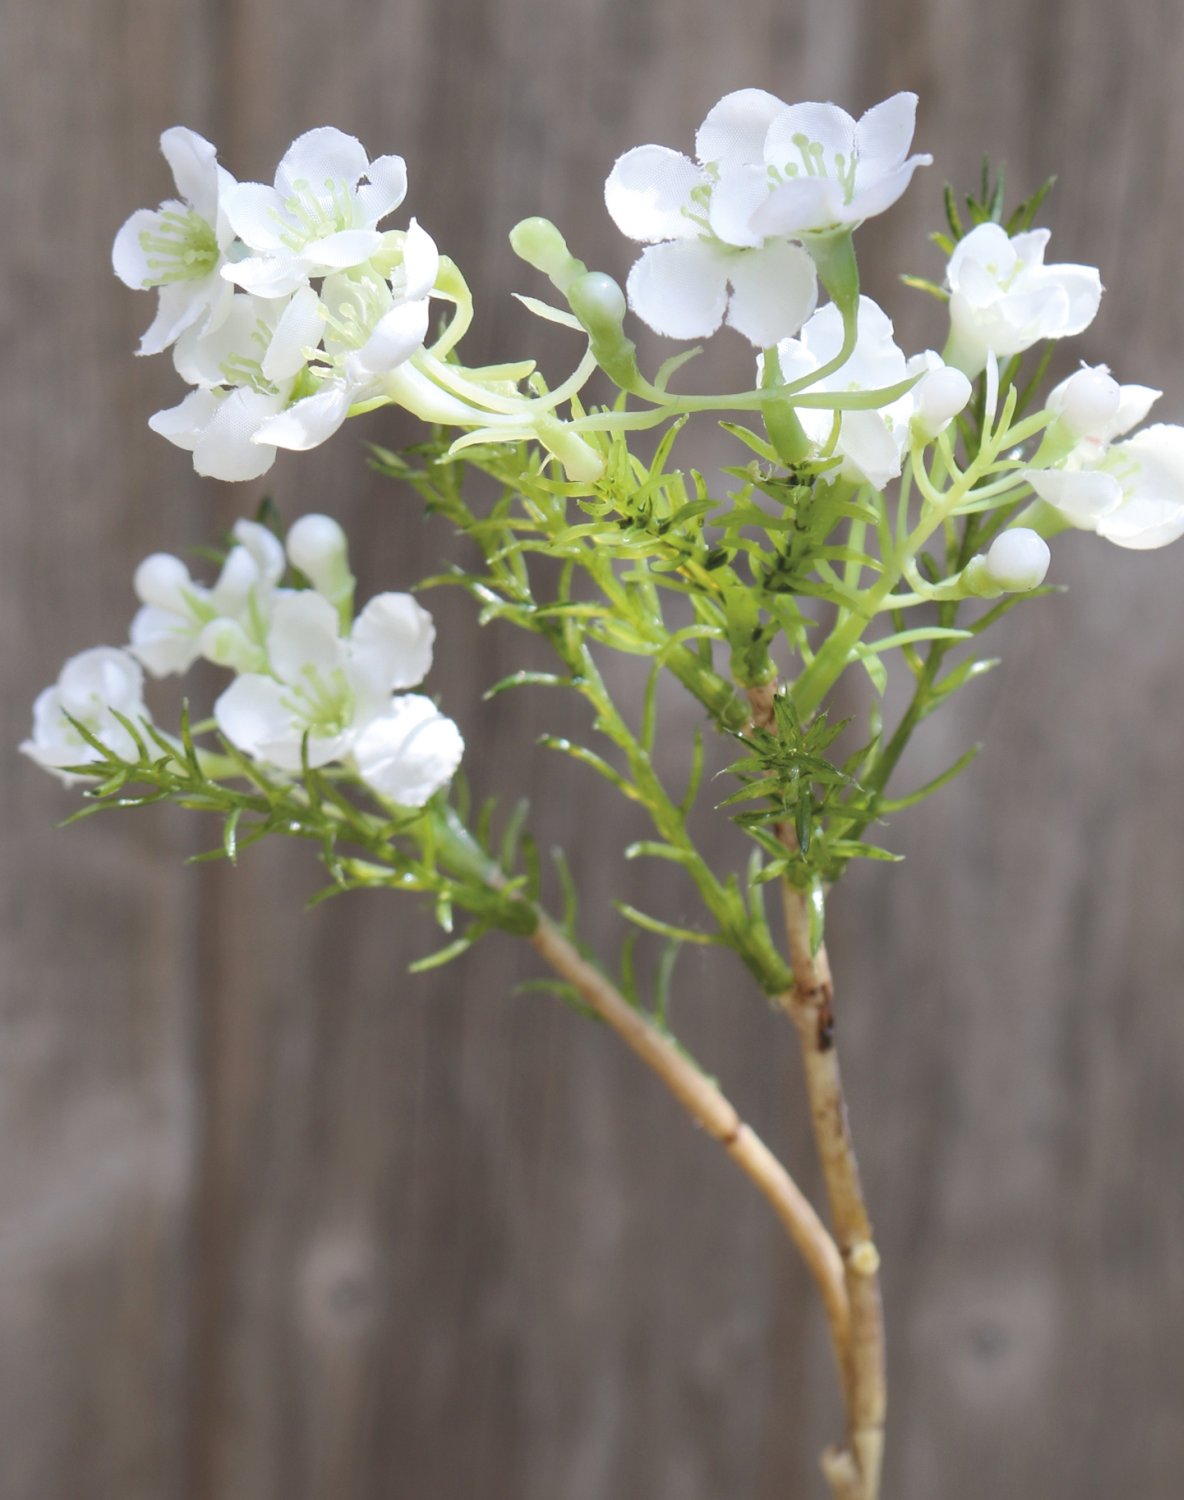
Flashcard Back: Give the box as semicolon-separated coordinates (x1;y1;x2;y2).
615;903;720;945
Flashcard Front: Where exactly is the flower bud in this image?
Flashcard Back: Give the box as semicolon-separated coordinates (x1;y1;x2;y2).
1050;365;1120;439
134;552;192;610
286;514;353;602
912;366;972;440
509;218;587;293
983;528;1050;592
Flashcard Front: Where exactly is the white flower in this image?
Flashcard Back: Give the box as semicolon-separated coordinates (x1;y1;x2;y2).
252;223;438;454
113;127;237;355
1044;363;1160;450
130;519;286;676
214;589;437;772
22;648;151;784
222;128;408;298
750;93;932;239
149;289;322;479
352;695;465;807
286;514;353;606
763;296;915;488
605;90;819;344
1026;424;1184;550
944;224;1102;375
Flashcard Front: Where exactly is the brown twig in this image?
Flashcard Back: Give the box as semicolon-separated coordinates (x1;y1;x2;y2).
527;913;851;1370
745;681;887;1500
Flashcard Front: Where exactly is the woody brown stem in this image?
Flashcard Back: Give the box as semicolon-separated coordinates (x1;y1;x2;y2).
527;912;851;1371
746;681;887;1500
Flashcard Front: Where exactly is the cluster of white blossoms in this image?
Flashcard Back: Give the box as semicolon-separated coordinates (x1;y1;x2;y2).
605;91;932;344
23;515;464;807
115;127;442;482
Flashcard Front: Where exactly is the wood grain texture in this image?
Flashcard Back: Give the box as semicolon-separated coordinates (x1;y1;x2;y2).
2;1;1183;1497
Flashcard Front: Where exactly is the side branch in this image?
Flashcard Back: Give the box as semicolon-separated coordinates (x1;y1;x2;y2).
527;912;851;1364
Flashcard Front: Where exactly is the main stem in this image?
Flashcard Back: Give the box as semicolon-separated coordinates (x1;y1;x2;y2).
747;684;886;1500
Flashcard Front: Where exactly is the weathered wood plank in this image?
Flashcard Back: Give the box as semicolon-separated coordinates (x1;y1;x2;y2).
3;0;1184;1497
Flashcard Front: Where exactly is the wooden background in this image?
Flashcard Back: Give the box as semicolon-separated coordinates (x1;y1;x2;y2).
3;1;1184;1496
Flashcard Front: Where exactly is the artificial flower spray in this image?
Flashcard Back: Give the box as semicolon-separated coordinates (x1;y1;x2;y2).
27;90;1184;1498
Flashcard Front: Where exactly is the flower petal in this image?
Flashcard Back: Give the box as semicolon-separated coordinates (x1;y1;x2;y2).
1024;467;1123;526
130;605;202;677
261;285;323;383
214;674;296;758
750;175;846;238
724;241;818;346
853;93;918;170
353;298;430;375
160;126;222;221
1096;497;1184;549
148;387;221;451
350;593;436;691
192;389;284;480
303;228;384;270
695;89;786;167
112;208;165;289
253;386;352;452
399;218;440;300
605;145;704;243
275;127;370;199
266;590;344;682
355;153;408;224
764;102;857;175
625;239;729;339
707;164;772;249
223;182;289;253
351;695;464;807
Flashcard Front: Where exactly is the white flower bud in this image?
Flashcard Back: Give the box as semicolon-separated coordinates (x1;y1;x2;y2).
1050;365;1120;439
286;514;353;601
983;528;1050;592
134;552;192;610
912;366;972;440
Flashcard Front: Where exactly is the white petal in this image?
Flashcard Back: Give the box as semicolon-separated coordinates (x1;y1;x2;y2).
1009;228;1051;270
222;252;307;299
764;102;856;174
135;282;208;356
848;156;929;222
605;145;705;243
1037;264;1102;337
947;224;1014;293
695;89;786;167
707;164;773;249
223;182;290;252
854;93;918;169
214;674;296;758
160;126;222;220
130;605;202;677
724;241;818;347
262;285;323;383
266;590;344;682
1097;498;1184;549
835;408;906;489
275;128;370;199
399;219;440;300
59;646;146;718
148;387;221;451
232;518;286;588
1024;467;1122;526
173;292;276;386
355;153;408;224
350;593;436;691
625;240;729;339
193;390;284;481
112;208;166;289
1110;384;1161;439
134;551;194;611
351;695;464;807
253;386;352;451
303;228;384;270
354;298;429;374
750;176;846;238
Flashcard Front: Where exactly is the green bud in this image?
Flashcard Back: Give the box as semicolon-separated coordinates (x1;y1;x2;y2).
509;217;588;294
568;271;643;391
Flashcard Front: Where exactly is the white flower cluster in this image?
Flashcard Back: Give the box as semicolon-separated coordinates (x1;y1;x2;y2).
115;128;439;481
23;515;464;806
605;91;931;344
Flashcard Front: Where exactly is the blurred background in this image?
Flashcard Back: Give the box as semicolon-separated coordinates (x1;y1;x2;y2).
3;0;1184;1496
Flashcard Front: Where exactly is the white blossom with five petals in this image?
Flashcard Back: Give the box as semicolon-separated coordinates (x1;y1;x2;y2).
112;127;238;355
222;128;409;298
22;648;152;784
944;223;1102;376
214;589;462;805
